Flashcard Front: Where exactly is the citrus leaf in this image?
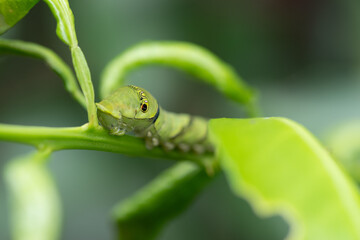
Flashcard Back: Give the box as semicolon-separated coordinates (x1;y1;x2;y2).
43;0;77;46
43;0;97;126
209;117;360;239
0;0;40;34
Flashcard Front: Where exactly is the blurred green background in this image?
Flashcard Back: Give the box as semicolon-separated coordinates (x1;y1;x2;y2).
1;0;360;239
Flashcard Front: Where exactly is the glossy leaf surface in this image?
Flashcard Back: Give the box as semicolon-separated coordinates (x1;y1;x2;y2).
0;0;40;34
209;117;360;240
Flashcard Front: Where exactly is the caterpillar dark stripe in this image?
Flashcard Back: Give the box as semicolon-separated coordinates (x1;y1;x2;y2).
96;85;213;154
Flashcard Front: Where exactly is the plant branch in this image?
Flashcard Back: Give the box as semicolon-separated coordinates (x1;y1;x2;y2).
0;123;212;164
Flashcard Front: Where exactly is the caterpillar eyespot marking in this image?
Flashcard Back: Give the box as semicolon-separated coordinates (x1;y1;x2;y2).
96;85;213;154
141;103;148;112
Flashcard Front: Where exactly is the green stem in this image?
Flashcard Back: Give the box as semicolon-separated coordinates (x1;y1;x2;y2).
0;123;212;164
31;147;53;163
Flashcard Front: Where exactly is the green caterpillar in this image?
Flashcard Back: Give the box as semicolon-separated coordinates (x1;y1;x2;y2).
96;85;213;154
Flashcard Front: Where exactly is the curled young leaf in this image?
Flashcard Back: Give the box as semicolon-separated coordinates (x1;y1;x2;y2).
43;0;97;126
100;41;259;117
43;0;77;46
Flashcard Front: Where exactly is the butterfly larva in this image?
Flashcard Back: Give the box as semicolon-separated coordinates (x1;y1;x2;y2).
96;85;213;154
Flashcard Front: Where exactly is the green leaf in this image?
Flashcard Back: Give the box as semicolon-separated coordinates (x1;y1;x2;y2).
113;162;214;240
0;38;86;108
43;0;77;46
0;0;40;34
100;41;259;117
5;150;61;240
209;117;360;239
43;0;97;126
326;120;360;182
71;46;97;126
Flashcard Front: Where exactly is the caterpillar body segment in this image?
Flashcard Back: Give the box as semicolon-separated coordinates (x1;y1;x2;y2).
96;85;213;154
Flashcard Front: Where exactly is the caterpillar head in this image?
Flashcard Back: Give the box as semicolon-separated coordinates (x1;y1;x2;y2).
96;85;159;136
